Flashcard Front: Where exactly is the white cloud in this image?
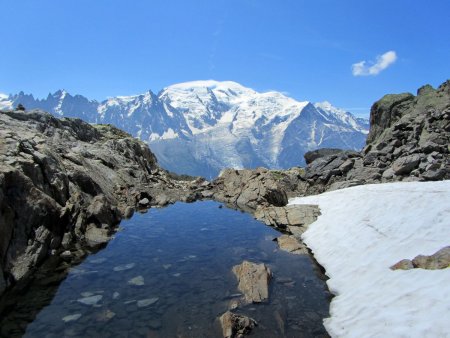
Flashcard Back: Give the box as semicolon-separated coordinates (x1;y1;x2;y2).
352;50;397;76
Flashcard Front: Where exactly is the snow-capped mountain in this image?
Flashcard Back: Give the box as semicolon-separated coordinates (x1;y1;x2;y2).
0;81;369;178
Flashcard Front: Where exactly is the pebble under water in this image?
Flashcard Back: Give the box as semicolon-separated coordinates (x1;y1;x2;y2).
0;201;331;337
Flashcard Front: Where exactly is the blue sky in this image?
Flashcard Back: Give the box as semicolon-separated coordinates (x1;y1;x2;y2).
1;0;449;117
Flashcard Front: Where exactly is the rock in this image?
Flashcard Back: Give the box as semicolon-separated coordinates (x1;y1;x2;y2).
219;311;257;338
62;314;82;322
77;295;103;306
232;261;271;303
392;154;421;175
95;309;116;322
391;246;450;270
254;204;320;235
112;292;120;299
412;246;450;269
123;206;134;219
138;197;150;206
304;148;345;164
276;235;308;255
421;168;446;181
211;168;288;210
137;297;159;307
128;275;145;286
86;194;120;226
113;263;135;272
61;232;73;249
382;167;395;179
84;224;110;248
390;259;414;270
155;194;170;206
60;250;73;261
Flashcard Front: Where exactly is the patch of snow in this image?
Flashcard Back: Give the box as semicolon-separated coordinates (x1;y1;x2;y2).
289;181;450;338
160;128;178;139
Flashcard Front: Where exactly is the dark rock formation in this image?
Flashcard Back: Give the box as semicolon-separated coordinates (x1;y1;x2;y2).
0;109;198;297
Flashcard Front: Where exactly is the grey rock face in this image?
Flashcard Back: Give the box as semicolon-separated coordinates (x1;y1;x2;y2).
0;109;197;297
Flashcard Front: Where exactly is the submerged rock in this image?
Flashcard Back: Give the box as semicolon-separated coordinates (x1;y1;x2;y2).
113;263;136;272
137;297;159;308
219;311;257;338
128;275;145;286
77;295;103;306
95;309;116;322
232;261;271;303
62;313;82;322
276;235;309;255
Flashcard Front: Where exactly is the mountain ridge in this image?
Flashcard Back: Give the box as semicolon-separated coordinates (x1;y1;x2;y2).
0;81;369;178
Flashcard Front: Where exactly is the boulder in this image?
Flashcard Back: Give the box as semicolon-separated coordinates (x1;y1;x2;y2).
84;224;110;248
304;148;344;164
219;311;257;338
276;235;309;255
232;261;271;303
392;154;421;175
86;195;120;226
412;246;450;269
254;204;320;236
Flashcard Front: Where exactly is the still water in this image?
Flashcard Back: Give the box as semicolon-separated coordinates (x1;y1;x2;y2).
1;201;330;337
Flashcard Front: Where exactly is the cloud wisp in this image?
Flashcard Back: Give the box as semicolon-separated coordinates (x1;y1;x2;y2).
352;51;397;76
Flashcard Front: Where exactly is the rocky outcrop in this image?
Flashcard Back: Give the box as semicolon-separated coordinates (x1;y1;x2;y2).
219;311;257;338
232;261;272;303
391;246;450;270
210;168;287;210
0;109;199;297
209;167;308;211
303;81;450;194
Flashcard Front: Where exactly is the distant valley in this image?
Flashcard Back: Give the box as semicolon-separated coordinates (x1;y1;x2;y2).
0;81;369;178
